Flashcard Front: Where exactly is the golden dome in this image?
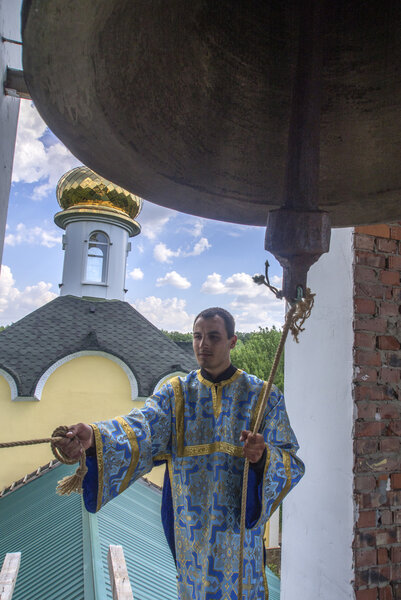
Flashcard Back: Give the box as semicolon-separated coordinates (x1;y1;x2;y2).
56;166;142;220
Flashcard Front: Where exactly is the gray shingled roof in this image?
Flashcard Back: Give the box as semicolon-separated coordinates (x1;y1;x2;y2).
0;295;196;397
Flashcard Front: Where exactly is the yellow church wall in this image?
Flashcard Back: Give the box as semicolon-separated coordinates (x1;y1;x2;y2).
0;356;165;490
1;361;272;544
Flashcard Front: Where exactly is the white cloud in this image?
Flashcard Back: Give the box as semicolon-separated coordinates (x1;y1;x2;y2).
153;237;211;263
200;273;227;295
0;265;57;325
202;271;281;298
230;300;284;331
5;223;61;248
270;274;282;288
226;224;251;237
156;271;191;289
153;242;181;263
201;271;285;330
187;219;205;238
186;237;211;256
131;296;194;332
139;201;177;240
12;102;81;198
128;267;144;280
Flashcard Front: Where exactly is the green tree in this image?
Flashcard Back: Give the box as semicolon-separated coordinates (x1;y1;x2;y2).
162;330;192;342
231;327;284;391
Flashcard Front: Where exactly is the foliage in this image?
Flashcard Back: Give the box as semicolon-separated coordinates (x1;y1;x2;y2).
161;330;192;342
267;562;280;579
231;327;284;391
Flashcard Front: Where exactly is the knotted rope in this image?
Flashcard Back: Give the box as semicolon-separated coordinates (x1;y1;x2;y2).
237;289;314;599
0;425;87;496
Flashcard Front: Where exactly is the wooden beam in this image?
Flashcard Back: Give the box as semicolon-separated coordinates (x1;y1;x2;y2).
107;545;134;600
4;68;31;100
0;552;21;600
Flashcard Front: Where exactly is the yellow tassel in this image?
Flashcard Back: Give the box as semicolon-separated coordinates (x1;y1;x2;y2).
50;426;88;495
56;453;88;495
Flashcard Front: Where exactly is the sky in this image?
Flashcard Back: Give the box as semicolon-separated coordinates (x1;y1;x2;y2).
1;99;285;332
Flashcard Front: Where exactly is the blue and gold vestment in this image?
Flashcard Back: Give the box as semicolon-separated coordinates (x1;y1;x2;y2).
83;369;304;600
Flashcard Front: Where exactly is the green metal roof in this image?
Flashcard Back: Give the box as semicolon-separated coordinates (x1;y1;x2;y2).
0;464;281;599
96;478;177;600
0;464;84;600
96;478;281;600
267;570;280;600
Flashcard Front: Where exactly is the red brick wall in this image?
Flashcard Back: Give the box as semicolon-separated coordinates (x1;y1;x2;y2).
353;223;401;600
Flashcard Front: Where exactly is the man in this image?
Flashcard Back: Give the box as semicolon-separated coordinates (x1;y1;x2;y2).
59;307;304;600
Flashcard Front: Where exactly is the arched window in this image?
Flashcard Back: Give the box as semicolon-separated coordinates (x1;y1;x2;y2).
86;231;109;283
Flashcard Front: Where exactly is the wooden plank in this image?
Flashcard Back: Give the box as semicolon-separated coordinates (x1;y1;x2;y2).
0;553;21;600
107;545;134;600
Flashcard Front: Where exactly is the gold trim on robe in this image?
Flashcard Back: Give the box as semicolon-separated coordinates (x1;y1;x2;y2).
116;416;140;494
90;423;104;513
250;381;269;432
171;374;245;458
170;376;185;456
197;369;243;420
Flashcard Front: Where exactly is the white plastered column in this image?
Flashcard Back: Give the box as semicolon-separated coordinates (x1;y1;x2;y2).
281;228;354;600
0;0;21;266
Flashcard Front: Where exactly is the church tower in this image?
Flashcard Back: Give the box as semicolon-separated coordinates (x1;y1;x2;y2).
0;166;195;493
54;166;142;300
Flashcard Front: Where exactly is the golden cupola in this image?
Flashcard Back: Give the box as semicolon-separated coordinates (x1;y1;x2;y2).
54;166;142;235
54;167;143;301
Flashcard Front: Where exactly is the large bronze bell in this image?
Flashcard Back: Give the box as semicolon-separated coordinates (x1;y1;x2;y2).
21;0;401;300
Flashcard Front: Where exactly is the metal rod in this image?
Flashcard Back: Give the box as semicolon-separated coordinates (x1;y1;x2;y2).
1;37;22;46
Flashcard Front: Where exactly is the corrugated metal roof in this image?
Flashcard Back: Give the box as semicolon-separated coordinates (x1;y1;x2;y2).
0;460;60;498
0;465;281;599
0;464;84;600
96;478;281;600
96;479;177;600
266;568;280;600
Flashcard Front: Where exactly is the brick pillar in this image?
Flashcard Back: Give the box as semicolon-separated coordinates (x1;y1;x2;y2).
353;223;401;600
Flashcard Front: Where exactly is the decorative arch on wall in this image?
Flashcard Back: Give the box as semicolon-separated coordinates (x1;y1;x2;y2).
153;370;188;394
0;368;18;401
34;350;139;401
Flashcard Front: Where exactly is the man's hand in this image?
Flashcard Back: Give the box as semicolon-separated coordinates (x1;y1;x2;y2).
55;423;94;460
240;430;265;463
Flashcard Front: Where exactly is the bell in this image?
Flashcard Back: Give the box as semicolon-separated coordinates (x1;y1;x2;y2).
21;0;401;300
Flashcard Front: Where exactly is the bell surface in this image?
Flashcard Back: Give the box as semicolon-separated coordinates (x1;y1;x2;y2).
22;0;401;227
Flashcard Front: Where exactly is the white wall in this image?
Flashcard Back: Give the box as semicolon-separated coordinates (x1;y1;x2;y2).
268;509;280;548
281;228;354;600
0;0;22;267
60;219;130;300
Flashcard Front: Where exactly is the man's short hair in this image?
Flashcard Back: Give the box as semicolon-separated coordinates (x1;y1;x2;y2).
193;307;235;338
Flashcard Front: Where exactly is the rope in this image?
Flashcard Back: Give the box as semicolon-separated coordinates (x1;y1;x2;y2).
0;425;87;496
0;437;63;448
237;289;314;599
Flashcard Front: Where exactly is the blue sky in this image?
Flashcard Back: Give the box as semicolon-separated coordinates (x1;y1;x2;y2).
1;100;284;332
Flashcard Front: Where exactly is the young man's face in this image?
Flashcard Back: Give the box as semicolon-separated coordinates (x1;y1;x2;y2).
192;315;237;375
